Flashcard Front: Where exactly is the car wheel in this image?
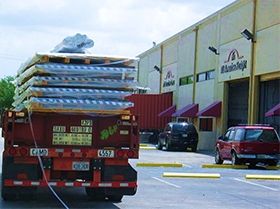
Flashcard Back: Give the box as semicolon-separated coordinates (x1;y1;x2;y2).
231;151;241;165
191;145;197;152
267;160;278;167
166;140;171;151
157;139;162;150
215;149;223;164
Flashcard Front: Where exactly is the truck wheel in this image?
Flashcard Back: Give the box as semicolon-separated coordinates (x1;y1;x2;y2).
231;152;241;165
157;139;162;150
215;149;223;164
86;188;106;201
267;160;278;167
166;141;171;151
107;195;123;202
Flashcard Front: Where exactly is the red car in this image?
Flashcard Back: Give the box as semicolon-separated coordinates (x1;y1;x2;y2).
215;125;280;166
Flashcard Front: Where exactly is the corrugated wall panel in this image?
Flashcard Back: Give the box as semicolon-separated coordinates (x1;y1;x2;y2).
127;94;173;130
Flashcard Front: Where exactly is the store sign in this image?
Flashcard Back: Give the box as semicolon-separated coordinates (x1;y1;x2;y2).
220;49;247;74
162;63;177;93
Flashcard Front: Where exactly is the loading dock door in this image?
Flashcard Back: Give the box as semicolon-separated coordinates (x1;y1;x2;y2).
259;79;280;134
227;81;249;128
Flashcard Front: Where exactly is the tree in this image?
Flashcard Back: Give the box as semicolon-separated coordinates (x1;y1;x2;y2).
0;76;15;112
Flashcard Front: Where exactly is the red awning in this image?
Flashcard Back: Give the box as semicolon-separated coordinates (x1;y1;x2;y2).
265;103;280;117
172;104;198;117
158;105;176;117
196;101;222;117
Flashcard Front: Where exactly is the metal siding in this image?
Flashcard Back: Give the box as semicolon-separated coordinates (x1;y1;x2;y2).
127;94;172;130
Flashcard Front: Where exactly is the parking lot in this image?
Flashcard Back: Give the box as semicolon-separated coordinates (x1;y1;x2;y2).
0;131;279;208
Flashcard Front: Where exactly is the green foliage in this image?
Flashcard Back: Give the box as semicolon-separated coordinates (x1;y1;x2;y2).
0;76;15;111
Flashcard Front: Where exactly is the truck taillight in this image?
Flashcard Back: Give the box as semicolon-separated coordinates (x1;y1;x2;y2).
70;152;75;157
127;150;134;158
117;150;124;157
19;148;28;156
82;152;87;158
9;148;16;155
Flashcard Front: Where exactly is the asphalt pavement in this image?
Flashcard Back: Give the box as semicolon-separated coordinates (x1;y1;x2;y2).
0;130;279;208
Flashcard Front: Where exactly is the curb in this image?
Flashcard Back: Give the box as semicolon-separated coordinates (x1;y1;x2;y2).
136;163;183;167
245;175;280;180
266;166;280;170
163;172;220;178
202;164;248;169
140;147;157;150
140;144;148;147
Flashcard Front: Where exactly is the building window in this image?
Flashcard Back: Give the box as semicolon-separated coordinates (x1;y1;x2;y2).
179;75;194;86
138;89;147;94
199;118;213;131
197;70;215;82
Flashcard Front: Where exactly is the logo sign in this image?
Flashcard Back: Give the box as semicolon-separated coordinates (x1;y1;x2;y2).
162;63;177;93
220;49;247;74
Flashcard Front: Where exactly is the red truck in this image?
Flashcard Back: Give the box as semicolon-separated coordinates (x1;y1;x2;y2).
1;110;139;201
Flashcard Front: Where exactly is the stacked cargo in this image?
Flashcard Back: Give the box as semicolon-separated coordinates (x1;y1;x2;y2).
13;52;138;114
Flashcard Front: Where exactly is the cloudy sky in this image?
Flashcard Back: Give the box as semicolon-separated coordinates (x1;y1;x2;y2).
0;0;235;79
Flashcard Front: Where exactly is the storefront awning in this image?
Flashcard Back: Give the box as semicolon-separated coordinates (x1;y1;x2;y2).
196;101;222;117
158;105;176;117
172;103;198;117
265;103;280;117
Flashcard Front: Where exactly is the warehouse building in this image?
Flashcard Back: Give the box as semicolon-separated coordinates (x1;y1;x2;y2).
137;0;280;150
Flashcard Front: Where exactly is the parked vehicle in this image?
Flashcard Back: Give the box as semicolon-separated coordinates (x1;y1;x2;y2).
215;124;280;166
157;122;198;151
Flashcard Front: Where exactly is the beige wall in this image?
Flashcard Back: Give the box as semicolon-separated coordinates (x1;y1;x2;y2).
139;55;149;87
197;18;218;73
163;39;178;67
178;84;193;109
148;48;161;73
148;71;160;93
256;0;280;31
220;0;254;45
195;80;215;110
177;32;196;78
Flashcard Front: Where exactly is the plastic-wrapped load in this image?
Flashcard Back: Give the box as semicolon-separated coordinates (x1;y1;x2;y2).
22;98;134;112
15;63;137;86
13;87;133;107
15;76;138;95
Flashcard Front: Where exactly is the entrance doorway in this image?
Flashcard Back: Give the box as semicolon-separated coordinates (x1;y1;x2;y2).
259;79;280;134
227;81;249;128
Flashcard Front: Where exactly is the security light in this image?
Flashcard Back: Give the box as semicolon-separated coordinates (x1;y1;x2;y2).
154;65;162;73
241;29;255;42
208;46;219;55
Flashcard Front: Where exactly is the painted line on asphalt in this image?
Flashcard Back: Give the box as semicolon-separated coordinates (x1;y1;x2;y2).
245;175;280;180
152;177;182;188
234;178;279;191
136;163;183;167
163;172;220;178
182;164;192;168
202;164;248;169
140;147;157;150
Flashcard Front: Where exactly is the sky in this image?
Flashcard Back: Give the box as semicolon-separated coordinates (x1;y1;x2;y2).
0;0;236;79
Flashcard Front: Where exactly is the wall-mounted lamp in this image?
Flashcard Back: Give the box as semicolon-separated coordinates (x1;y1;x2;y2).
208;46;219;55
241;29;255;42
154;65;162;73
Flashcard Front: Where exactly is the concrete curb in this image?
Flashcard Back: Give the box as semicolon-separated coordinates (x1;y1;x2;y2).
136;163;183;167
202;164;248;169
140;144;148;147
266;166;280;170
140;147;157;150
163;172;220;178
245;175;280;180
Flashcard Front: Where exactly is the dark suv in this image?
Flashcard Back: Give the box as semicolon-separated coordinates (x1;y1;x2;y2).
157;122;199;151
215;125;280;166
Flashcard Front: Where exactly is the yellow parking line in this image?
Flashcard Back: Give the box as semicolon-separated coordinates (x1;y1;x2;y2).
202;164;248;169
140;147;157;150
266;166;280;170
140;144;148;147
245;175;280;180
163;172;220;178
136;163;183;167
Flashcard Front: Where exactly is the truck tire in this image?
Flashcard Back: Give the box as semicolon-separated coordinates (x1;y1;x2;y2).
107;195;123;202
86;188;106;201
191;145;197;152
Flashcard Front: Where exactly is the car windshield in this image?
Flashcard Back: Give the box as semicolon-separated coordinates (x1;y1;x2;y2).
244;129;279;142
173;124;193;132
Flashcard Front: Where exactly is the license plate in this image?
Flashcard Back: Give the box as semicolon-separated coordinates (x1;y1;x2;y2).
30;148;48;156
73;162;90;171
182;134;188;137
98;150;114;158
